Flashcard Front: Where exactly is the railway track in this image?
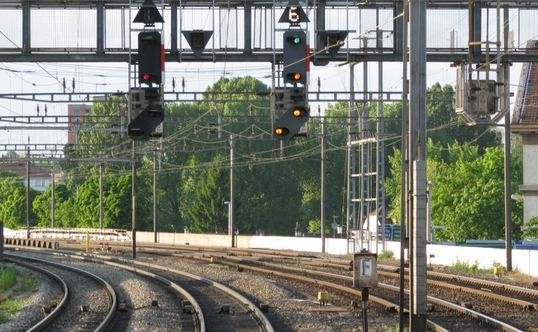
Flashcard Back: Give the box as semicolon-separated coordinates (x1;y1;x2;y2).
7;240;537;331
3;256;69;332
6;247;274;332
187;253;529;332
203;252;538;330
4;252;117;332
130;247;530;331
166;246;538;310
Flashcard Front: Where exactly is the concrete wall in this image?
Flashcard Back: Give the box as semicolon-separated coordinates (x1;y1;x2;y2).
136;232;538;276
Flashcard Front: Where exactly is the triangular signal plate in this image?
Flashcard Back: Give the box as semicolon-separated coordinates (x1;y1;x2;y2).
279;0;309;24
182;30;213;56
133;0;164;25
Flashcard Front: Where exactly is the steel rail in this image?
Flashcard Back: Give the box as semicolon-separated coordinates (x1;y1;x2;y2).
4;252;117;332
53;254;206;332
75;253;274;332
198;255;449;332
3;256;69;332
375;270;537;310
8;247;274;332
159;248;537;309
426;269;538;298
199;254;524;332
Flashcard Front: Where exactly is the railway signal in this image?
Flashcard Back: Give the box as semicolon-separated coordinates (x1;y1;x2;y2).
138;31;163;85
128;87;164;140
272;86;309;139
283;30;307;85
318;30;349;59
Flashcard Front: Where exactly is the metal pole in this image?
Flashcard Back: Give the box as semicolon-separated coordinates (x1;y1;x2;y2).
22;0;30;54
131;141;137;259
399;2;409;330
244;0;252;54
96;0;104;54
230;134;235;248
26;146;30;239
361;288;369;332
361;42;369;251
503;6;512;272
321;116;326;253
99;163;103;232
376;26;386;252
153;150;158;243
409;0;428;330
51;166;55;229
346;63;356;253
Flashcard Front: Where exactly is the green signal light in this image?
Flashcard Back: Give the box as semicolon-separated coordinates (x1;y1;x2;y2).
287;36;302;45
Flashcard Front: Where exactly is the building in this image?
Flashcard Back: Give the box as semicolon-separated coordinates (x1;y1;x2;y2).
67;104;90;145
512;40;538;223
0;162;52;192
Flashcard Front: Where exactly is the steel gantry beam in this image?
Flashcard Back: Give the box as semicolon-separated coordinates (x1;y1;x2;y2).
0;1;536;8
0;90;403;103
1;1;537;63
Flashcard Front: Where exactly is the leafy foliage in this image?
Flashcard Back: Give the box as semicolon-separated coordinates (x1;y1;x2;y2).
523;216;538;239
182;154;228;233
0;78;517;245
386;142;523;241
0;176;37;229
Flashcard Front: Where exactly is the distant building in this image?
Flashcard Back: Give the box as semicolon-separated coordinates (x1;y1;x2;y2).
362;210;393;234
67;104;90;145
0;162;51;192
512;40;538;223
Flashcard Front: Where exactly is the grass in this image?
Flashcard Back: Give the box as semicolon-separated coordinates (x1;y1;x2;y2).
0;298;26;323
15;274;37;295
448;259;488;274
386;325;408;332
0;267;17;292
0;269;37;324
378;250;394;260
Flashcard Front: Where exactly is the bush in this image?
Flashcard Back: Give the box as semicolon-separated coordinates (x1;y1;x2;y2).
378;250;394;260
451;259;481;273
522;216;538;240
0;268;17;291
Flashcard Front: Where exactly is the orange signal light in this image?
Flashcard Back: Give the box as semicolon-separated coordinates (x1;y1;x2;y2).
274;127;289;136
292;108;305;118
286;72;302;81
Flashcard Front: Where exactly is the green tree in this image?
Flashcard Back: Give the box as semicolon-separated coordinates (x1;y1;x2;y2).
306;218;331;236
182;155;228;233
386;142;523;241
32;183;71;227
0;176;37;229
103;173;133;229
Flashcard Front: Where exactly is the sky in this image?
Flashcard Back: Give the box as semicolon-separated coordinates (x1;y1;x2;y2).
0;5;536;157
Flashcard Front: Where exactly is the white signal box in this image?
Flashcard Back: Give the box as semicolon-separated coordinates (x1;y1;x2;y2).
353;252;378;288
